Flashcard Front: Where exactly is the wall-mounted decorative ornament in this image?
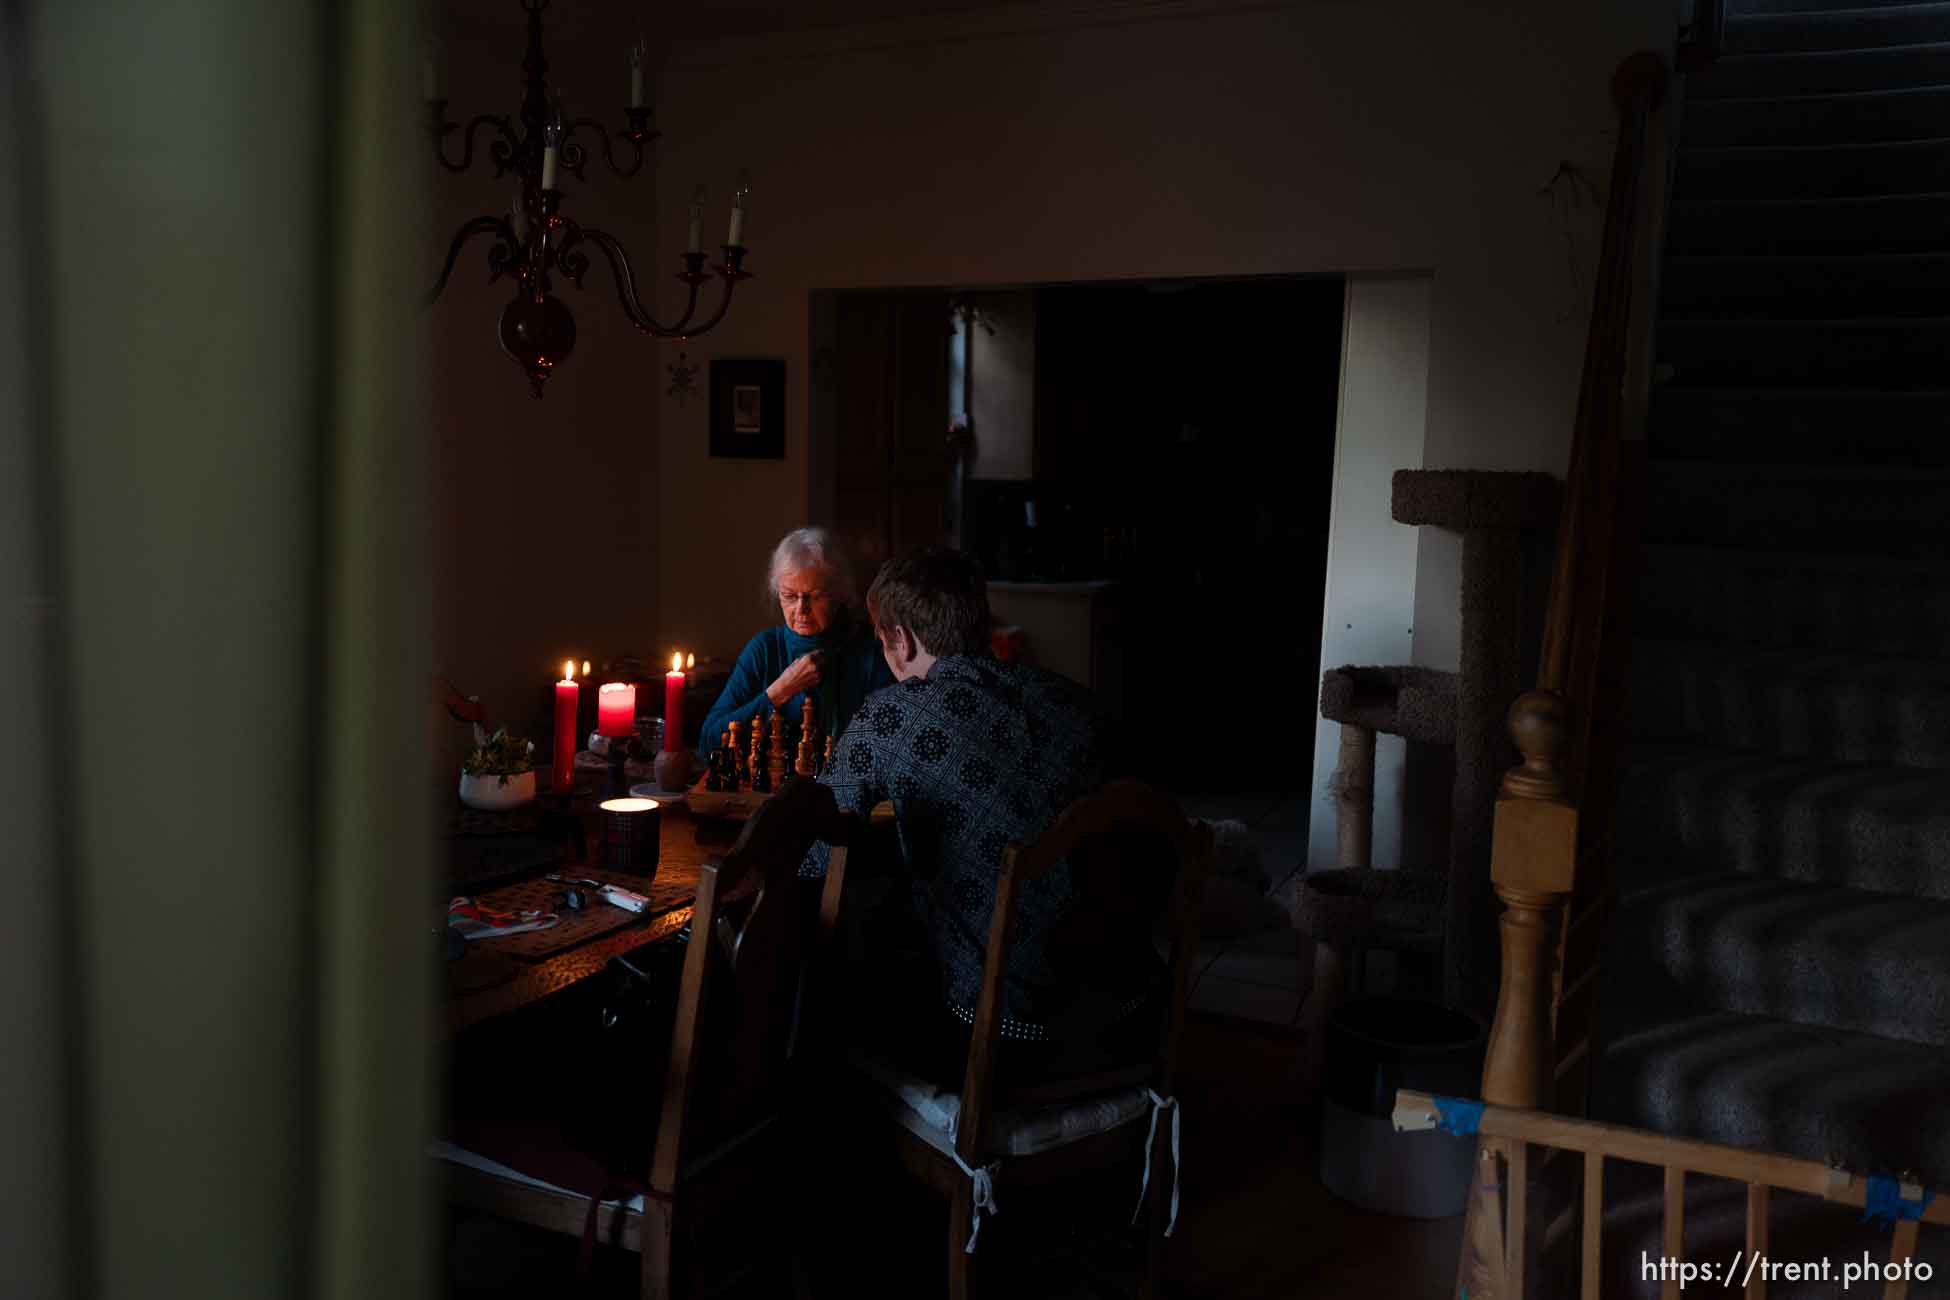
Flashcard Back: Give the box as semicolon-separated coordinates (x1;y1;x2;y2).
666;351;699;406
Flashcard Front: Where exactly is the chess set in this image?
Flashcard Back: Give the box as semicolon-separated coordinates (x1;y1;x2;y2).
686;695;832;819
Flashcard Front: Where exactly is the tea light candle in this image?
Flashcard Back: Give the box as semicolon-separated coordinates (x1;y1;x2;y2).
598;795;661;872
597;681;637;737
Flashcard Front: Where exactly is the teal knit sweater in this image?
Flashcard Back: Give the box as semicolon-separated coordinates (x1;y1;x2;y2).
696;610;893;756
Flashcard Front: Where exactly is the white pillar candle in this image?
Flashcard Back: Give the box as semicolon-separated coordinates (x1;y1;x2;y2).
727;171;751;247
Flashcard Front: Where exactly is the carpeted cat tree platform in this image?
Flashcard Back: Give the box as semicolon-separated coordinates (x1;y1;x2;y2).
1300;469;1558;1023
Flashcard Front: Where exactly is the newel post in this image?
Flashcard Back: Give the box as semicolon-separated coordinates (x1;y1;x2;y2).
1482;689;1577;1108
1455;689;1579;1299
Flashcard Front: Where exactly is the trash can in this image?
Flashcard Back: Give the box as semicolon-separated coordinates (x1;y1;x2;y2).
1318;995;1485;1218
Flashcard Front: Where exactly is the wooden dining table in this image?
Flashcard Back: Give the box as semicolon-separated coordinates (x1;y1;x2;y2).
445;797;737;1034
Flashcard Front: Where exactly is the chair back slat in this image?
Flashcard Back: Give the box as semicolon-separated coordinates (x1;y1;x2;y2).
650;777;836;1193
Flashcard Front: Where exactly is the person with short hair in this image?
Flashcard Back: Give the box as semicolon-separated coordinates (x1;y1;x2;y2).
696;527;893;756
806;547;1158;1085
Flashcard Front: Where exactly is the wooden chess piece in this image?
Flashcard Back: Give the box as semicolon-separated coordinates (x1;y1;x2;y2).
705;749;724;792
727;720;747;788
749;728;769;793
767;711;789;788
822;734;835;775
795;715;817;777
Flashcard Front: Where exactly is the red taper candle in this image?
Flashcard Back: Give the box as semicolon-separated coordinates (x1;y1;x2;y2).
664;652;685;752
552;661;578;793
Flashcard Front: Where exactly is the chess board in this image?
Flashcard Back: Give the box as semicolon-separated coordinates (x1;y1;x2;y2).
685;772;771;821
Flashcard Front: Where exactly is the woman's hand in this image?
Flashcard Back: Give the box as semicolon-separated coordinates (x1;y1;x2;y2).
766;651;823;708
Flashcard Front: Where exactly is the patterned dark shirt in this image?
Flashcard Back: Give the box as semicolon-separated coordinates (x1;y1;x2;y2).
802;654;1146;1035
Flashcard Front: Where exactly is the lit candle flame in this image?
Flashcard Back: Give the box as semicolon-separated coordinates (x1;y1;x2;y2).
562;659;574;682
671;651;683;673
581;660;591;677
686;652;695;670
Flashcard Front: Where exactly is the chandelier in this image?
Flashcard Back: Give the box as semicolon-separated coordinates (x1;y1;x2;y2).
425;0;753;397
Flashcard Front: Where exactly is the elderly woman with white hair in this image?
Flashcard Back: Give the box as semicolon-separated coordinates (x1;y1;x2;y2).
696;526;894;756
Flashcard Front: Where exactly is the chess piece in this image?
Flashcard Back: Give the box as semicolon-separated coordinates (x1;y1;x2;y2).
727;720;746;788
749;728;769;793
768;711;789;788
823;734;835;776
795;723;817;778
705;749;725;792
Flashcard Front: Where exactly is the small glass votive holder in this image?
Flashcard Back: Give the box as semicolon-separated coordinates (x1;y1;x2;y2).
598;796;661;874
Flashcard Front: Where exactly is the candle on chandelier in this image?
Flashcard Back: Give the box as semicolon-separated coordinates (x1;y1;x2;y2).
552;660;578;793
727;171;751;247
687;185;704;255
665;652;686;752
597;681;636;737
629;39;645;108
541;143;560;191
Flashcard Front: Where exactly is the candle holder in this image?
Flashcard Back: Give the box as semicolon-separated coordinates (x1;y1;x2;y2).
652;747;695;793
598;796;661;874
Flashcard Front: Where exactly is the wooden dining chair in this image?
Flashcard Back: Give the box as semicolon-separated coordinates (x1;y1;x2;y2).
438;776;846;1299
816;779;1215;1300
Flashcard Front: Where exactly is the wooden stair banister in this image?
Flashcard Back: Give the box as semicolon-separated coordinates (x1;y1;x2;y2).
1453;49;1672;1300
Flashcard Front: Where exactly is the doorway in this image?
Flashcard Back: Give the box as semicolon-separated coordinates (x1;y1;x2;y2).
809;275;1346;799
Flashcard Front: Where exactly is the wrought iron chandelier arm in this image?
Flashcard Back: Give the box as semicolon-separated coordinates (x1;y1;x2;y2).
428;215;524;305
558;116;654;181
429;108;524;177
675;256;748;339
558;225;702;337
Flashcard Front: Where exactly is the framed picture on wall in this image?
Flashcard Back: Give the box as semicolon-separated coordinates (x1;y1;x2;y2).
709;359;785;458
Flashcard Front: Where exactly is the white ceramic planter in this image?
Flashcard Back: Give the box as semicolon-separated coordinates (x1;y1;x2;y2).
459;768;536;811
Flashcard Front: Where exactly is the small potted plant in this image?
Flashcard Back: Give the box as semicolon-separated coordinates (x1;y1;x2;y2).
459;724;537;811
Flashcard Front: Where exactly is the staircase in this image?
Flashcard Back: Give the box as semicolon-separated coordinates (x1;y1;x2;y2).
1587;0;1950;1280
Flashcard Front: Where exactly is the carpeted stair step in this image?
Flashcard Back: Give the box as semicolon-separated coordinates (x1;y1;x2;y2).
1593;1164;1950;1299
1615;742;1950;901
1675;136;1950;199
1665;192;1950;254
1636;544;1950;656
1610;873;1950;1046
1693;42;1950;97
1726;1;1950;54
1661;252;1950;318
1647;389;1950;465
1641;461;1950;559
1628;639;1950;767
1658;317;1950;389
1684;83;1950;147
1593;1005;1950;1186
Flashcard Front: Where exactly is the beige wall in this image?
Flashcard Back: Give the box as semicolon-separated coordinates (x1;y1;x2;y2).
1310;275;1433;870
649;0;1668;672
426;1;665;768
